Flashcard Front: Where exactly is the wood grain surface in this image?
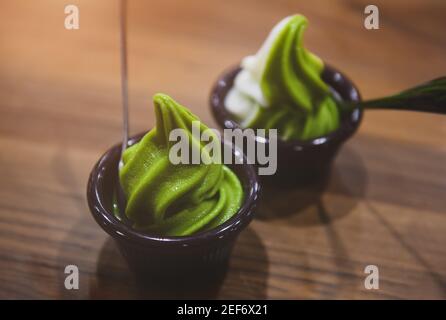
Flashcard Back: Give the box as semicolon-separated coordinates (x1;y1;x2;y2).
0;0;445;299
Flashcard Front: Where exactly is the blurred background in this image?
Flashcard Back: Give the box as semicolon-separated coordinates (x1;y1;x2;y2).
0;0;445;299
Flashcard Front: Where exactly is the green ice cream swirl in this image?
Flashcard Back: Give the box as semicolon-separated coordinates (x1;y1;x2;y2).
229;15;340;141
119;94;243;236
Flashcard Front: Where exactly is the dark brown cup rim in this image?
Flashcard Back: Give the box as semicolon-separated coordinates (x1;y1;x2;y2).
87;133;261;248
210;64;362;149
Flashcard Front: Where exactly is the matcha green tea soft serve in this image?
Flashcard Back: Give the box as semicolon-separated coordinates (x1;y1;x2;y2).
225;14;340;141
118;94;244;236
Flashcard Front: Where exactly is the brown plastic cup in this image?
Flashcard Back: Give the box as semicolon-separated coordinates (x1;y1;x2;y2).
87;133;260;282
210;65;362;184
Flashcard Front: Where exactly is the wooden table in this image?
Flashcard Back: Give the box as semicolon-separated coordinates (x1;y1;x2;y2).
1;0;445;299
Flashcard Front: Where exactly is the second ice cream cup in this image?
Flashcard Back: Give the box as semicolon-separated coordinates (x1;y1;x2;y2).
210;64;362;183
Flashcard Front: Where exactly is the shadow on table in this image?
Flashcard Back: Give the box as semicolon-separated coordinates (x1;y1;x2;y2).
88;227;268;299
251;146;369;298
256;145;368;226
365;202;446;297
